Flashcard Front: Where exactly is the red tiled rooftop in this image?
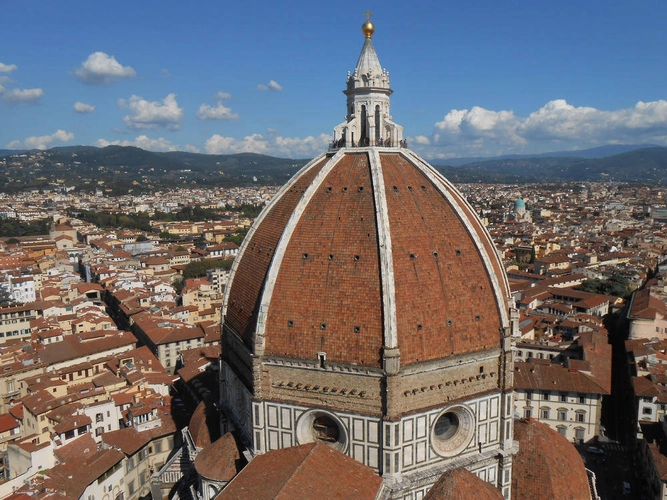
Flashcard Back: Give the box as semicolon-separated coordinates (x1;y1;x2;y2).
217;442;382;500
424;467;503;499
512;419;590;500
194;432;243;481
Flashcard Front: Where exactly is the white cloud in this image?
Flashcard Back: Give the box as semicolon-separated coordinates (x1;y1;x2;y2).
257;80;283;92
214;91;231;100
435;106;524;146
75;52;136;85
119;93;183;130
196;102;239;121
205;132;331;158
413;135;431;145
273;134;331;157
0;86;43;104
205;133;269;154
424;99;667;158
0;63;17;73
7;129;74;150
94;135;179;152
73;101;96;113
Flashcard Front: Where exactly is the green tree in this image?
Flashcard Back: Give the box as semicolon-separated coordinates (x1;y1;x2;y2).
577;273;633;299
182;258;233;279
223;227;249;246
159;231;180;240
171;278;185;294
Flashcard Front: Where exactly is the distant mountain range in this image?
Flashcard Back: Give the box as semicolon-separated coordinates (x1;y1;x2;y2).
432;145;667;183
1;144;667;192
0;146;309;194
435;144;659;167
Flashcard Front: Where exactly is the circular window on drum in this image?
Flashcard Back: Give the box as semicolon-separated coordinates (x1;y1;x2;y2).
296;410;348;452
431;405;475;457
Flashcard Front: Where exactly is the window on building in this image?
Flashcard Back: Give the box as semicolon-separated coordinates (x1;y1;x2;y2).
543;392;550;401
128;481;135;495
96;427;104;436
541;408;550;419
558;409;567;421
313;415;341;443
579;395;586;404
96;413;103;423
643;407;653;415
560;393;567;402
526;392;532;400
155;441;162;453
524;408;532;419
557;426;567;437
64;430;75;439
576;411;586;423
126;457;134;472
575;427;585;441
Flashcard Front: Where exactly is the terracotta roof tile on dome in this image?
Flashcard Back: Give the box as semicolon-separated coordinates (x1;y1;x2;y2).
512;419;590;500
224;155;329;342
224;148;510;368
217;441;383;500
423;467;503;500
194;432;244;481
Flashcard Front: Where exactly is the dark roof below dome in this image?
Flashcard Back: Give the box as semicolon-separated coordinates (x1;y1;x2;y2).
194;432;244;482
512;419;590;500
424;467;504;500
189;400;220;448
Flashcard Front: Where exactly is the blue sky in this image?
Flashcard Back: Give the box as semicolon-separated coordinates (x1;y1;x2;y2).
2;0;667;160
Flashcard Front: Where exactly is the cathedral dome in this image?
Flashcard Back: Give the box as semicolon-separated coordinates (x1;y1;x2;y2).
219;18;516;499
223;148;510;368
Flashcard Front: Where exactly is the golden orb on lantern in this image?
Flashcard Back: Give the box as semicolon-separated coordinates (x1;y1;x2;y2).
362;10;374;38
362;20;375;38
